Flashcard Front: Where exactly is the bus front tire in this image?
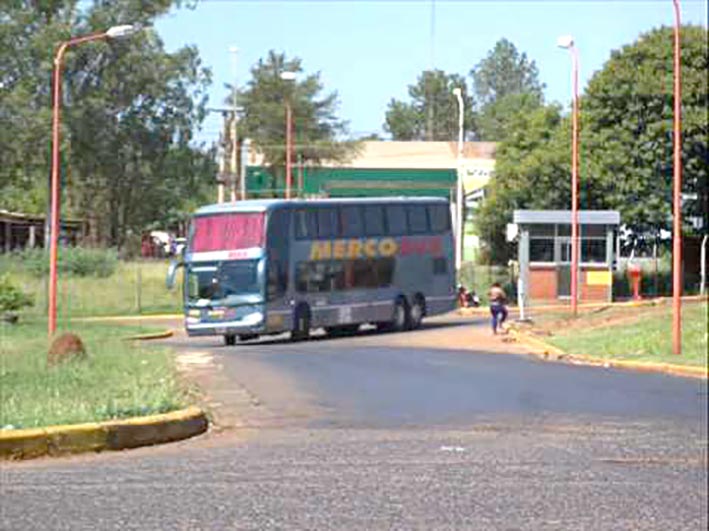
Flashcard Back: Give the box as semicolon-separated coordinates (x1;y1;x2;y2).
224;334;236;346
409;296;425;330
291;306;311;341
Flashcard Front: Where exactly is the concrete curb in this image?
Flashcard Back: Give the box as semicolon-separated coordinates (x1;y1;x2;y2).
0;406;208;460
123;329;175;341
509;328;708;380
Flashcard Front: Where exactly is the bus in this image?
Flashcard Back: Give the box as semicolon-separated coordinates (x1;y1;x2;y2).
167;198;456;345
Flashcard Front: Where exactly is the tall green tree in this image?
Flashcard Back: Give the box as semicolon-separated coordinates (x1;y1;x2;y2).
383;69;474;141
0;0;215;247
470;39;545;140
238;50;357;195
583;25;708;238
474;25;708;264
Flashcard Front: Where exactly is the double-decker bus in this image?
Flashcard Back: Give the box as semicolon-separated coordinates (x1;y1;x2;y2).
167;198;456;345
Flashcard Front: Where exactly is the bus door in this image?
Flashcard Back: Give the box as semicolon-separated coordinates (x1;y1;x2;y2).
265;209;291;332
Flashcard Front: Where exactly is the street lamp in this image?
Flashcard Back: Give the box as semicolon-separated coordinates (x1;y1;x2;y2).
557;34;580;317
671;0;683;355
452;87;465;273
229;46;239;202
280;71;296;199
48;24;138;338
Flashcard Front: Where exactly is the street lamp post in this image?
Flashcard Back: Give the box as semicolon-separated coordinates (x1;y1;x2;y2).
280;71;297;199
557;35;580;317
671;0;683;355
229;46;239;202
48;24;138;338
452;87;465;273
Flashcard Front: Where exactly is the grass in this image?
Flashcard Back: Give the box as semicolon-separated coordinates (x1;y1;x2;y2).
541;301;708;368
0;319;188;429
0;256;183;318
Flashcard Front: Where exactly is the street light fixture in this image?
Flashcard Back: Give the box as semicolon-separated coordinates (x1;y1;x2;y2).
671;0;683;355
280;71;297;199
452;87;465;273
48;24;139;338
557;34;580;317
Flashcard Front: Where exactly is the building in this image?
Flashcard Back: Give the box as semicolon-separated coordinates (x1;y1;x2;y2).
244;141;496;201
513;210;621;302
0;210;84;253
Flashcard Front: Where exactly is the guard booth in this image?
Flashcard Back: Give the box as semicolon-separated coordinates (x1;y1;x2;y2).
512;210;620;302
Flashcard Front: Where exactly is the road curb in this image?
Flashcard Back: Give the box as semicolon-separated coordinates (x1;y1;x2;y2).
123;329;175;341
0;406;208;460
509;328;708;380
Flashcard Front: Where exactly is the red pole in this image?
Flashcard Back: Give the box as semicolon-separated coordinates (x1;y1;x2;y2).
672;0;682;355
570;46;580;317
285;101;292;199
48;32;108;338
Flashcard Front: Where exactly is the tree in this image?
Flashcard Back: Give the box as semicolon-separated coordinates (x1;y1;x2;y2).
474;103;565;263
582;25;708;238
470;39;545;140
237;50;357;195
474;25;708;264
0;1;215;247
383;69;475;141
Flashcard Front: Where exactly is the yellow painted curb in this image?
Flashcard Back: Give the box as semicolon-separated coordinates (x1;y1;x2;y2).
509;328;707;380
0;406;208;460
79;313;183;323
123;329;174;341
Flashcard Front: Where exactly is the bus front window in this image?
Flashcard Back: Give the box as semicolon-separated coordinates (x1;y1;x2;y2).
187;261;260;304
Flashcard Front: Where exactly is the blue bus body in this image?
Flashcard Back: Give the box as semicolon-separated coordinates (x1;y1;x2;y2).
171;198;456;344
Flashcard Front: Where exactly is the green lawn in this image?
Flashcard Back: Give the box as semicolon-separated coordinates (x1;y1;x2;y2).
0;320;188;429
1;257;183;318
546;302;708;367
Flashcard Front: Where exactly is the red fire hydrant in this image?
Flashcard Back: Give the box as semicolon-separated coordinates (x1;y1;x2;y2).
628;263;642;300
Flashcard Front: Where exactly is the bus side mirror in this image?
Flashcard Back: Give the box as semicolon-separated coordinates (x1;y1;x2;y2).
166;260;183;290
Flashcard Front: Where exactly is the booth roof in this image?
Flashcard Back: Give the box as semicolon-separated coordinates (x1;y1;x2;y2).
513;210;620;225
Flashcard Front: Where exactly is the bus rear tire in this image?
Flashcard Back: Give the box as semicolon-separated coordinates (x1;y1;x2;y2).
291;305;311;341
224;334;236;346
379;298;409;333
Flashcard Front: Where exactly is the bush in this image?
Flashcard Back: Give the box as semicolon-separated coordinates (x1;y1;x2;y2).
0;274;33;315
16;247;118;278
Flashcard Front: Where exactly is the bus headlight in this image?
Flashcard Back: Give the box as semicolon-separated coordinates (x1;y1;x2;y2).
241;311;264;325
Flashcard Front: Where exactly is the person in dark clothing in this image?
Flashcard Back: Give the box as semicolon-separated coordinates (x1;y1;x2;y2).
488;282;508;334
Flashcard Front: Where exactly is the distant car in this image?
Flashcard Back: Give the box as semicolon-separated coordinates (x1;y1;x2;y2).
173;237;186;256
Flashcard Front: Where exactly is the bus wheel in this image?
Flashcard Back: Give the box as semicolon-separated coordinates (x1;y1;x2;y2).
409;296;425;330
391;298;410;332
224;334;236;346
291;305;311;341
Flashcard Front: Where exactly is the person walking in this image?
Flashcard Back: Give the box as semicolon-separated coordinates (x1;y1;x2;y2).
488;282;508;335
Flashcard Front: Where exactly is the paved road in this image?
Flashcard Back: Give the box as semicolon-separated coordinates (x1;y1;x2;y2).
1;315;707;530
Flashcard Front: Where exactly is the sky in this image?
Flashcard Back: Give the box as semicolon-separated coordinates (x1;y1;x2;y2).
153;0;709;145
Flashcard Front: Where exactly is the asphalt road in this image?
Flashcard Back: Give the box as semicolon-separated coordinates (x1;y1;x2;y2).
1;315;707;530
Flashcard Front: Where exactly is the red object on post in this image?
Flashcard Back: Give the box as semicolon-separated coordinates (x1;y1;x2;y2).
628;263;642;300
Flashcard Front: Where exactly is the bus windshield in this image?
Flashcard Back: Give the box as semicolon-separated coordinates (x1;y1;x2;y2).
187;260;261;303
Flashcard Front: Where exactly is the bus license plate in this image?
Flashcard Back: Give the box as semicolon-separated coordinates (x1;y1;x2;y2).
215;327;227;334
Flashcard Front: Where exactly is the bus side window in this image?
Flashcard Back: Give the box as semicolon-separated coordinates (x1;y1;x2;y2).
267;210;290;300
317;208;338;239
406;205;429;234
429;204;451;233
385;205;407;235
363;205;385;236
295;209;317;240
340;206;363;237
